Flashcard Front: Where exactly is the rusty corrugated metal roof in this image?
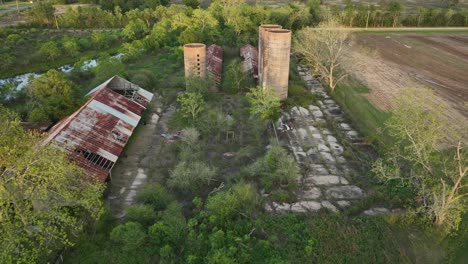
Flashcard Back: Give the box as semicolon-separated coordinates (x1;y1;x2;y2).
240;44;258;79
207;44;223;83
44;76;153;182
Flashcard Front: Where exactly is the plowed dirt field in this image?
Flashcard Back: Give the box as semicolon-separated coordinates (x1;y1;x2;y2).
344;32;468;133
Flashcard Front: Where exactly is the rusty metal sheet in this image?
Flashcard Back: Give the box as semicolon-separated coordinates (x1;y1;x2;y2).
44;76;153;182
240;44;259;79
207;44;223;83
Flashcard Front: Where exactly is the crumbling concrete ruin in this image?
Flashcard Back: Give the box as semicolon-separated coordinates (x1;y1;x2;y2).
258;25;291;101
183;43;206;78
183;43;224;84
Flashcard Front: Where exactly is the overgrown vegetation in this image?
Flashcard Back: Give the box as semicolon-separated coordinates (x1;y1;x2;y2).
1;0;467;263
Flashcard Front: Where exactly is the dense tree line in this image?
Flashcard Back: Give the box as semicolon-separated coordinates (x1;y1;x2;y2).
331;0;468;27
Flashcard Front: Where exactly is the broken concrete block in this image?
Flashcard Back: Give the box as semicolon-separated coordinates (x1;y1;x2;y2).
320;152;336;163
326;186;363;199
321;201;338;212
337;200;351;208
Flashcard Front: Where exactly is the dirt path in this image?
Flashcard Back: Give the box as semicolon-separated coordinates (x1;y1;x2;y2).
106;95;174;217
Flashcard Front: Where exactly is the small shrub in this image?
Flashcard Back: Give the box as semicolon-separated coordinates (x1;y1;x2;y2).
285;84;317;107
167;161;217;194
136;184;174;211
110;222;147;252
244;144;299;191
125;204;157;226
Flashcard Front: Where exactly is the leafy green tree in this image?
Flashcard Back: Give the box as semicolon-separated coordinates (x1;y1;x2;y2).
206;182;258;228
244;144;299;190
122;19;149;40
177;92;205;121
148;202;187;253
110;222;147;252
178;127;204;162
39;41;61;61
63;39;80;57
372;88;466;232
183;0;199;9
294;18;350;94
136;184;174;211
91;31;109;49
27;1;55;26
0;106;104;263
386;1;404;27
27;69;78;122
0;54;15;71
93;56;126;83
246;86;281;121
223;59;250;94
167;161;217;194
125;204;157;226
122;41;143;62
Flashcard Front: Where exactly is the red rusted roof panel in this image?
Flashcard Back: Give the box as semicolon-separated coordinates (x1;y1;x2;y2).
44;76;153;182
240;44;258;78
207;44;223;83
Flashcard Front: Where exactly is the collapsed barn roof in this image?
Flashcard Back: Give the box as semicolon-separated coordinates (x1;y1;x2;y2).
44;76;153;182
206;44;223;83
240;44;258;79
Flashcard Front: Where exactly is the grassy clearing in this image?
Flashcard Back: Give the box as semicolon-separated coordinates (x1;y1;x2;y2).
332;77;390;144
0;1;32;12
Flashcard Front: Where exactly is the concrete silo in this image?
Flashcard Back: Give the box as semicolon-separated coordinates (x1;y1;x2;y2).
183;43;206;79
258;24;282;86
262;29;291;101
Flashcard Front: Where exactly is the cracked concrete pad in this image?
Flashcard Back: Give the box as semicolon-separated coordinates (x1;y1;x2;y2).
308;125;318;133
327;164;340;175
265;203;275;212
309;105;320;112
308;175;341;185
363;207;390;216
309;164;329;175
298;106;310;116
321;201;338;212
274;202;291;211
312;133;323;140
291;107;301;118
346;130;359;139
291;202;308;213
150;114;160;124
312;110;324;118
297;128;309;140
337;200;351;208
300;187;322;199
301;201;322;211
317;143;330;152
320;152;336;163
339;123;352;130
326;186;363;199
337;156;347;164
329;142;344;155
340;177;349;184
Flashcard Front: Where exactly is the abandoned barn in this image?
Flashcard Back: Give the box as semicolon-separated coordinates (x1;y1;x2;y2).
43;76;153;182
